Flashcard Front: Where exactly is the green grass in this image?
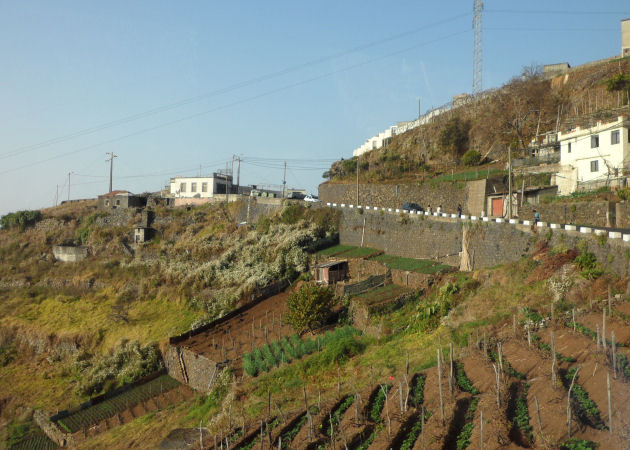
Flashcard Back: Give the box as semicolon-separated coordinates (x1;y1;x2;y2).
370;254;452;274
338;246;381;258
355;284;411;305
432;168;505;183
316;244;356;257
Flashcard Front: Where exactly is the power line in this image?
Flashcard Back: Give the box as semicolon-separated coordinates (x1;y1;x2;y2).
486;9;630;15
0;12;471;162
0;29;471;176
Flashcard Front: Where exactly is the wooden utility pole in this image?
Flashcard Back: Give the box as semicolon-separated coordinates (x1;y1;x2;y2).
283;161;287;198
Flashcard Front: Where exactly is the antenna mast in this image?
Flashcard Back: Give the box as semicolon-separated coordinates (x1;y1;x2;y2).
472;0;483;96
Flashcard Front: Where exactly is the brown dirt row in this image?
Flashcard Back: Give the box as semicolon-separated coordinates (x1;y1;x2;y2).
181;290;294;368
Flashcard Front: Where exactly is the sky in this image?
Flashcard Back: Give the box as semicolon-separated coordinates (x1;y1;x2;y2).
1;1;628;215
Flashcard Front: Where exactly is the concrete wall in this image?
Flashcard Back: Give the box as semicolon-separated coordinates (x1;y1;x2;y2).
622;19;630;56
319;182;470;214
52;245;89;262
520;201;613;228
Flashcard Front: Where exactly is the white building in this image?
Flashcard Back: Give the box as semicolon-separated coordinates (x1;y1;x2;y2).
554;116;630;194
169;173;233;198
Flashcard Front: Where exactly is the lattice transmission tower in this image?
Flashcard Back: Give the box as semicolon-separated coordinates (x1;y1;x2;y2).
472;0;483;95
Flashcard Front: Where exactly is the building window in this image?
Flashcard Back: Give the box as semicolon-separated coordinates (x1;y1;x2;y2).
202;182;208;192
191;182;197;192
590;160;599;172
105;200;110;206
567;142;571;153
180;182;186;192
612;130;620;145
116;199;120;205
591;135;599;148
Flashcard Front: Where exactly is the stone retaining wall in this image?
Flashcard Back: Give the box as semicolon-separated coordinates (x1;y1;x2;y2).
52;245;89;262
319;181;470;214
520;201;613;228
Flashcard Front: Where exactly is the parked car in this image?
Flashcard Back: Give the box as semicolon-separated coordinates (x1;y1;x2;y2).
402;202;423;212
304;194;321;202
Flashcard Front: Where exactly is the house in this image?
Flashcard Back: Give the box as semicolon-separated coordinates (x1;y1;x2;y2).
170;173;237;199
134;210;155;244
554;116;630;195
98;191;147;210
312;260;348;285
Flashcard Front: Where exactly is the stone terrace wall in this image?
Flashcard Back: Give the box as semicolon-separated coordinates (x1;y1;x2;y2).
339;209;463;267
346;258;436;290
335;206;630;276
164;346;217;392
616;202;630;228
319;181;470;214
520;201;613;228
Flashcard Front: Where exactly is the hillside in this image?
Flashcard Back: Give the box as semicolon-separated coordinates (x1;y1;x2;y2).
0;201;339;447
325;56;630;184
3;197;630;448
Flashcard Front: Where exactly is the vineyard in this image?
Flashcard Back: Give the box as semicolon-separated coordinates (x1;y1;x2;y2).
50;374;193;442
184;295;630;449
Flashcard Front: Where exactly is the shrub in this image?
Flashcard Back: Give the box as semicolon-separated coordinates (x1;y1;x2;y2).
242;353;258;377
75;340;162;396
461;150;481;166
284;284;337;334
574;248;602;279
1;210;42;231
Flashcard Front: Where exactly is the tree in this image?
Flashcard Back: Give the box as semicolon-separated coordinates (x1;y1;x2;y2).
284;284;337;334
462;150;481;166
439;116;471;156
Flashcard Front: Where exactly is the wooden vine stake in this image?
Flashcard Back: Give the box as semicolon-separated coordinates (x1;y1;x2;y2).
479;410;483;450
492;363;500;406
535;396;544;445
572;309;576;332
602;309;607;354
382;384;391;437
607;371;613;434
527;326;531;348
551;331;557;388
437;348;444;424
596;324;601;353
612;331;617;379
449;342;454;395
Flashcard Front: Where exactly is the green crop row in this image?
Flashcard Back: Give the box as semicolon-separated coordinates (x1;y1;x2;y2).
561;438;599;449
55;375;179;433
243;326;360;377
489;350;526;380
400;410;432;450
564;368;605;430
513;383;533;443
531;333;577;363
455;362;479;394
356;424;382;450
369;384;392;423
323;395;354;437
616;353;630;381
456;397;479;449
278;413;308;449
410;374;427;407
237;417;279;450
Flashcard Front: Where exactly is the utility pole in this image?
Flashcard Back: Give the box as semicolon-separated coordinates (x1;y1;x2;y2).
418;97;421;119
283;161;287;198
356;157;360;205
508;146;512;219
236;157;241;192
225;161;230;203
67;172;73;201
55;185;59;207
106;152;117;193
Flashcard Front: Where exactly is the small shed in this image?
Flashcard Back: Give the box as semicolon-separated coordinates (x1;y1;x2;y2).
312;260;348;285
134;226;154;243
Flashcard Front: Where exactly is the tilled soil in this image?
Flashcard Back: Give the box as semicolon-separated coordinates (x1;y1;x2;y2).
181;290;294;369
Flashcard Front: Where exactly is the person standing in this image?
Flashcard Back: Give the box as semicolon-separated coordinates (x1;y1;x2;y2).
457;204;462;217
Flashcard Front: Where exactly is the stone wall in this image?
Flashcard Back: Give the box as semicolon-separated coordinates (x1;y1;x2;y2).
336;207;630;277
339;209;463;266
520;201;613;227
34;410;73;447
616;202;630;228
164;346;218;392
319;181;470;214
346;259;436;290
52;245;89;262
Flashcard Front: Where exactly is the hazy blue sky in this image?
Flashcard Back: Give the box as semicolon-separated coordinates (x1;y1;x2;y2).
1;1;628;215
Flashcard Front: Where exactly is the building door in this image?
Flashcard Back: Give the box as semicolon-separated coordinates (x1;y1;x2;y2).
491;198;504;217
